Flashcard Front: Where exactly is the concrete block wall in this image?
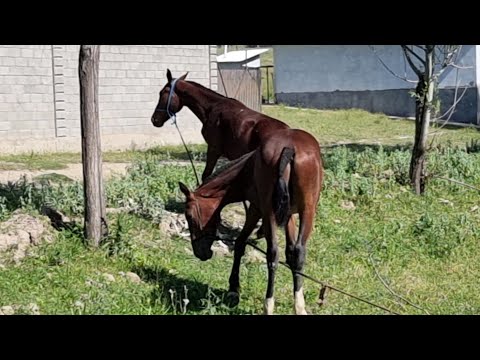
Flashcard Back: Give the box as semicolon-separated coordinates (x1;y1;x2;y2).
0;45;56;141
0;45;218;154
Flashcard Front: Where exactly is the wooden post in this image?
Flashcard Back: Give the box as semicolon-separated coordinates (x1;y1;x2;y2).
79;45;107;246
266;67;270;104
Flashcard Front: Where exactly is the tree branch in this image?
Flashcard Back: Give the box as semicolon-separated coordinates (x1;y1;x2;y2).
401;45;424;79
403;45;425;66
449;63;473;69
412;45;427;51
369;45;418;83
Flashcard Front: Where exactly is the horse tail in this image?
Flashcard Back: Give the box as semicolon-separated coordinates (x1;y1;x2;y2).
273;147;295;227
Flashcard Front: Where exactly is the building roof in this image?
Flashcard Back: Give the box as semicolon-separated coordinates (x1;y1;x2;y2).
217;48;270;63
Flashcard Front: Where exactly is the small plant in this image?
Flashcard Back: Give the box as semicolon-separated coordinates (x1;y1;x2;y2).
102;214;136;258
168;286;190;315
466;139;480;154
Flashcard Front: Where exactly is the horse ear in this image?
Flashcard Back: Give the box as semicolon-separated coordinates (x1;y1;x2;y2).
178;72;189;81
166;69;173;83
178;182;191;198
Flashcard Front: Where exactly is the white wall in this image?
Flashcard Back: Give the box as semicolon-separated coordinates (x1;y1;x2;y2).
274;45;476;94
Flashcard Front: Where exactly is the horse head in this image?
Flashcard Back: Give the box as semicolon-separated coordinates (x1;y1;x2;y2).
151;69;188;127
178;182;220;261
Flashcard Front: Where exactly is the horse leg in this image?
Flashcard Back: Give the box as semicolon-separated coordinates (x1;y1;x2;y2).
226;207;261;307
201;147;221;182
263;215;279;315
242;200;264;240
285;215;307;315
290;209;315;315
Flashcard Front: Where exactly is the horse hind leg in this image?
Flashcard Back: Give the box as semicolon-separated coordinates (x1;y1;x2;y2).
263;215;279;315
285;216;306;315
289;209;315;315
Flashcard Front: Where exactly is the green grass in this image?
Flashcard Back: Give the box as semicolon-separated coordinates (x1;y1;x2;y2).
2;106;479;172
264;105;480;148
2;139;480;314
0;144;208;171
2;105;480;315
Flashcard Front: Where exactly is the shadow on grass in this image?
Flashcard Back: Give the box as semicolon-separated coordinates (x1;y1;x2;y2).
164;198;185;214
324;142;413;154
132;265;247;314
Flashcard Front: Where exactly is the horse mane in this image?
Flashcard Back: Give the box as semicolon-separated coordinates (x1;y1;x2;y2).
186;80;244;105
202;150;256;185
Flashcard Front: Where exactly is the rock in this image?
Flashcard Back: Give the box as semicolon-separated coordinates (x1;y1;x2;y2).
26;303;40;315
85;278;103;288
159;211;188;236
74;301;84;308
40;206;75;231
0;211;52;263
102;273;115;282
0;306;15;315
341;200;356;211
439;199;453;206
383;169;395;178
245;249;266;264
125;272;142;284
212;241;230;257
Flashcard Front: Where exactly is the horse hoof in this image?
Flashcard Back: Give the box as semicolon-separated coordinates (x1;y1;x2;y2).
225;292;240;308
295;309;308;315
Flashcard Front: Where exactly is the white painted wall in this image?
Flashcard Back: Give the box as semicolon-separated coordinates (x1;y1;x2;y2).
274;45;476;94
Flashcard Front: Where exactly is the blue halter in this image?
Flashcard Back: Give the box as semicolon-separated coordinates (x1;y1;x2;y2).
155;77;179;125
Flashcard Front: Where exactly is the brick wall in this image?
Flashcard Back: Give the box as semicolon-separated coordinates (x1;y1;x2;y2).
0;45;218;153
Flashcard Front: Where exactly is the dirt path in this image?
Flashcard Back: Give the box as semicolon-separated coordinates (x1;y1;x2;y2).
0;160;198;184
0;163;131;183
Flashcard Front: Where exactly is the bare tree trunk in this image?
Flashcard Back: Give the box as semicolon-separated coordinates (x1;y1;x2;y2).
79;45;107;246
409;46;435;195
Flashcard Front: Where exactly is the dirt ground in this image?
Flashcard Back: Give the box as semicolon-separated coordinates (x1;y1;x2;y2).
0;163;130;184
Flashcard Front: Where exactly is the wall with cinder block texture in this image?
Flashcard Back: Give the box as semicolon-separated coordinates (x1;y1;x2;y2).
0;45;218;153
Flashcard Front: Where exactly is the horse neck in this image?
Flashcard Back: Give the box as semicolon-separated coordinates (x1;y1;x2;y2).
176;81;224;124
196;154;253;211
197;176;242;208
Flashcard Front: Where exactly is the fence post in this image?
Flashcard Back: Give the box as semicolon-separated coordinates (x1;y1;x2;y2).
79;45;107;247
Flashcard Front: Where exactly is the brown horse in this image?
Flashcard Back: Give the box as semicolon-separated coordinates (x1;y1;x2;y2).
151;69;290;238
150;69;289;182
178;128;324;315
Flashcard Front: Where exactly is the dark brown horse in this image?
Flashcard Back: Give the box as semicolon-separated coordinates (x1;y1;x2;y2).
178;128;323;315
151;69;290;182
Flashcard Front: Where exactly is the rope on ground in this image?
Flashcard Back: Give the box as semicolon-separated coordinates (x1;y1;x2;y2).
366;247;430;314
246;240;401;315
432;176;480;193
